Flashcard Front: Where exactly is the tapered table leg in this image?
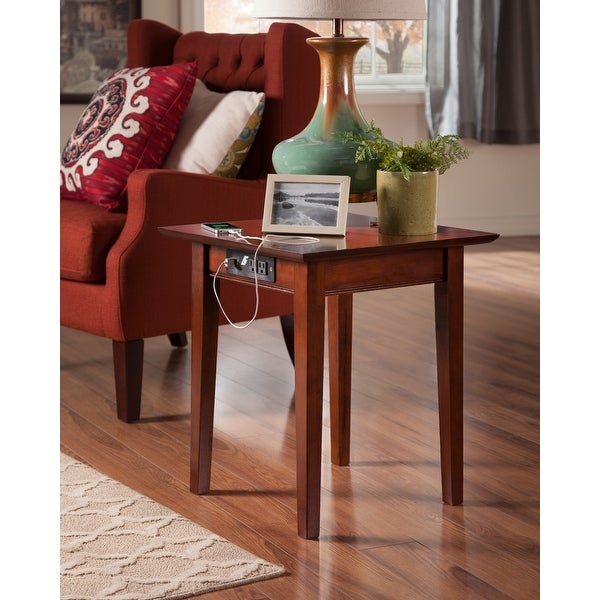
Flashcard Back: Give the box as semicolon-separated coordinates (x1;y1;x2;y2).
293;264;326;539
434;246;464;505
328;294;353;466
190;243;220;495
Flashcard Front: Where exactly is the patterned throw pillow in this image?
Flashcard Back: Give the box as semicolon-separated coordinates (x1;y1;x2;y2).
213;97;265;178
163;79;265;178
60;62;197;211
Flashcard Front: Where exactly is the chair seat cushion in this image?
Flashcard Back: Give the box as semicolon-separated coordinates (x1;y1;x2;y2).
60;199;126;282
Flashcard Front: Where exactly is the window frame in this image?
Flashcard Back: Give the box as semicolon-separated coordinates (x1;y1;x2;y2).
352;21;426;93
197;1;427;98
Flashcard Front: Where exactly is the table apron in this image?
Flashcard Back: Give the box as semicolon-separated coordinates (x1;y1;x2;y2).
209;247;446;295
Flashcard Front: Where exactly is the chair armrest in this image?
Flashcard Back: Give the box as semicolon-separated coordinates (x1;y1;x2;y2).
110;168;267;271
128;169;266;225
105;169;267;337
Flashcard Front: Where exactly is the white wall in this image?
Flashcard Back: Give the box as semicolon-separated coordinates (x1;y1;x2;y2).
60;2;539;237
357;99;540;236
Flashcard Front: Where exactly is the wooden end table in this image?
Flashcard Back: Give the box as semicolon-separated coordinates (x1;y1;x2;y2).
160;221;499;539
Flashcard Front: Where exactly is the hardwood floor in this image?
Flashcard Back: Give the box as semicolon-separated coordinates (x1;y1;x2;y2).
60;235;539;599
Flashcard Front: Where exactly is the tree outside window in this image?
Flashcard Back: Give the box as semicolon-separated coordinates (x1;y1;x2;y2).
203;1;425;88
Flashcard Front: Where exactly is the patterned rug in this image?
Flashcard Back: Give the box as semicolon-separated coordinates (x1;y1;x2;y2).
60;453;285;599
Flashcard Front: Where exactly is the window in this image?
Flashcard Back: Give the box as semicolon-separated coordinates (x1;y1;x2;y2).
202;1;426;92
345;20;425;90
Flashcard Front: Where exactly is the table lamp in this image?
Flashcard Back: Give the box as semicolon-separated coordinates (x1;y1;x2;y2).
253;0;427;198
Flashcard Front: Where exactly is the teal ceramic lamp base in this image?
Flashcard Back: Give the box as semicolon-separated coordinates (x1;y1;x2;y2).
272;37;378;195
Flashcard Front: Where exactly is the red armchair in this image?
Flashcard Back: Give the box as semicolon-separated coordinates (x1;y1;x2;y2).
60;19;320;422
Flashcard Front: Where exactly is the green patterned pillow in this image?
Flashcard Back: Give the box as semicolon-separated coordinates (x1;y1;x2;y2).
163;79;265;178
213;99;264;177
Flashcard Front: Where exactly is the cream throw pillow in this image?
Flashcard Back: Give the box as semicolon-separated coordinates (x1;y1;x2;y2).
163;79;265;177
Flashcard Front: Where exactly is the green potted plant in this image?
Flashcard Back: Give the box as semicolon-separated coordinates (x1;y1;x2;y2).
340;122;471;235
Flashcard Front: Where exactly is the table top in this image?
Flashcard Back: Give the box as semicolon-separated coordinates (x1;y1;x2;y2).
160;221;499;263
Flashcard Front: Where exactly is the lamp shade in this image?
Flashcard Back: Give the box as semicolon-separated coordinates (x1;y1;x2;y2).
252;0;427;20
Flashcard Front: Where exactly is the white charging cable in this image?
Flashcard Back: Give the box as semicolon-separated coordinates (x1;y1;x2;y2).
212;231;319;329
264;234;320;245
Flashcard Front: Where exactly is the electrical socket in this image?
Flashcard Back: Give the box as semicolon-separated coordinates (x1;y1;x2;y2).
226;249;276;282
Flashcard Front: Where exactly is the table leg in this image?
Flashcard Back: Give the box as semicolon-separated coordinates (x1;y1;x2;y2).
327;294;353;466
190;243;220;495
434;246;464;505
294;264;326;539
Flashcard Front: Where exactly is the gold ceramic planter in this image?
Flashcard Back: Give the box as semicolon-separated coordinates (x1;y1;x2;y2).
376;170;439;235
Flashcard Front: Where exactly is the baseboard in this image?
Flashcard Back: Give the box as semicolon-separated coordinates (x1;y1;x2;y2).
437;215;539;237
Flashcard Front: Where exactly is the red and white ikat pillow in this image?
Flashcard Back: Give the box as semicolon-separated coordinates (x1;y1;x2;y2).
60;62;197;211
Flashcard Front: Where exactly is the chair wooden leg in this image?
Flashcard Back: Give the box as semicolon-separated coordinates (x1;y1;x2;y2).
280;314;295;364
112;339;144;423
168;332;188;347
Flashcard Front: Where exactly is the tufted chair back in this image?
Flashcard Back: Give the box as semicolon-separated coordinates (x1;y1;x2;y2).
127;19;320;180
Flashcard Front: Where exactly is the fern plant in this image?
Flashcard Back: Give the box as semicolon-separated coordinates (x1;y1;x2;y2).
340;121;471;181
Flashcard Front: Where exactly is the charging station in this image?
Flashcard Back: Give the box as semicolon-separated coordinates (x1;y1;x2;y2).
226;249;276;282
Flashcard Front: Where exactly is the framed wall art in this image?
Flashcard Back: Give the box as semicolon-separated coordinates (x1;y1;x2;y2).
60;0;141;104
262;174;351;236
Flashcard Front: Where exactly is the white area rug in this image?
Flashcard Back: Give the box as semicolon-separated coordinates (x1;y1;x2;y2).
60;453;285;599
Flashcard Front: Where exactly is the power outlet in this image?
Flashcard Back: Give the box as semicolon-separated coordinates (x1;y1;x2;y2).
226;249;276;282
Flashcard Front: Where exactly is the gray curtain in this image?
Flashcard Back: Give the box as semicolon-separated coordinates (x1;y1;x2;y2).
425;0;539;144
